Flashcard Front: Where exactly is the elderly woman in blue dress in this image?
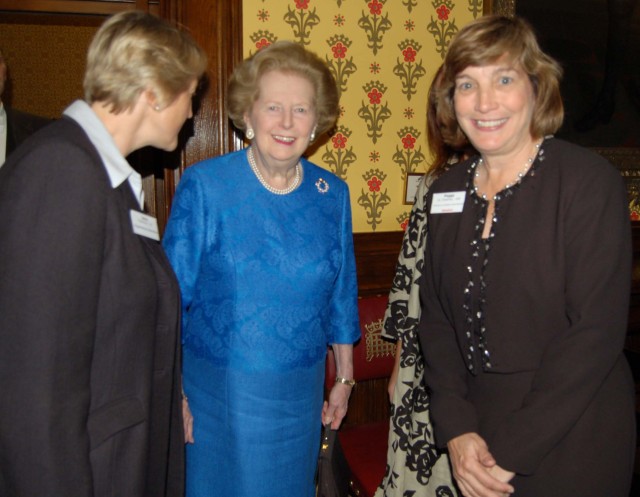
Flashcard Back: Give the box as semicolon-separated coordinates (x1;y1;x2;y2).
162;40;360;497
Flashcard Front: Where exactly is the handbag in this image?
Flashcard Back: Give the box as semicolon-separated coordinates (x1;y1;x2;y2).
316;424;351;497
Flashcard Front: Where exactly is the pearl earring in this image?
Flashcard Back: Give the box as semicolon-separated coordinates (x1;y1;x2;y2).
310;130;316;142
246;128;255;140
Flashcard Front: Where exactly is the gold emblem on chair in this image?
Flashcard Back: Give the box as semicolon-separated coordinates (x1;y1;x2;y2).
364;318;396;361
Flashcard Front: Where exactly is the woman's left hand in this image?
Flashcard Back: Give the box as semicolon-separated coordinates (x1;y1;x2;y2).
322;382;352;429
323;343;355;429
182;397;195;444
488;465;515;485
448;432;515;497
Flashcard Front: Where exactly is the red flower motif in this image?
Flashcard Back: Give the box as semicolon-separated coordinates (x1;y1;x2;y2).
402;46;417;63
295;0;309;9
332;133;347;149
368;176;382;192
256;38;271;50
631;211;640;221
402;134;416;149
332;42;347;59
368;0;383;16
367;88;383;105
400;219;409;231
436;5;450;20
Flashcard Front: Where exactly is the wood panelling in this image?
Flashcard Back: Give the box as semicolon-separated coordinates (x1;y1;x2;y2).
136;0;245;232
178;0;244;166
0;14;99;119
340;377;390;428
330;231;402;429
154;0;244;228
0;0;244;232
354;231;403;297
0;0;158;15
341;232;402;429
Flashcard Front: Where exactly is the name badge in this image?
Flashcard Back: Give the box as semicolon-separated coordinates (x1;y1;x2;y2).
130;210;160;241
431;191;466;214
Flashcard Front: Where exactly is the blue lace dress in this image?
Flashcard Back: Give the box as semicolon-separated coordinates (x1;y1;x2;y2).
162;149;360;497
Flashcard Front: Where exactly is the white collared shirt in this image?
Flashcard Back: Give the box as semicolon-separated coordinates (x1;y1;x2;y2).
0;103;7;168
63;100;144;209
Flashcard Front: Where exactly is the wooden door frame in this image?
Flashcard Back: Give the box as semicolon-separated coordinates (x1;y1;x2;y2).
156;0;244;227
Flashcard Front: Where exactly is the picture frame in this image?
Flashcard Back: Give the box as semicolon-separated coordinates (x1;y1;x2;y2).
404;173;424;205
595;148;640;220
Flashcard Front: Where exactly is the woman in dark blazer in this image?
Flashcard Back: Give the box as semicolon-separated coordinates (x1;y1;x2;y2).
0;11;206;497
419;16;635;497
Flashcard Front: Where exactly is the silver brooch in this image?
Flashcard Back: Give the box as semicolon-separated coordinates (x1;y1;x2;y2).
315;178;329;194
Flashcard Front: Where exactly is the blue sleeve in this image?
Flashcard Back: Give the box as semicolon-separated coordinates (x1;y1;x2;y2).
328;183;360;345
162;167;206;327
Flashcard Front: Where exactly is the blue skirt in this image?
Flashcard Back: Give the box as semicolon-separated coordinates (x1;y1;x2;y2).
184;349;325;497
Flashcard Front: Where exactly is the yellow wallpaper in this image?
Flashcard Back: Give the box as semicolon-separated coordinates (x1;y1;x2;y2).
244;0;481;232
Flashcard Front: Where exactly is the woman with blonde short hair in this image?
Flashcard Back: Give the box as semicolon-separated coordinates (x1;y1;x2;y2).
0;10;206;497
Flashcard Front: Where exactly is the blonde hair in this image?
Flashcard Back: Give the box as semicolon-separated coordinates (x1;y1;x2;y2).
432;15;564;150
227;41;340;137
84;11;207;113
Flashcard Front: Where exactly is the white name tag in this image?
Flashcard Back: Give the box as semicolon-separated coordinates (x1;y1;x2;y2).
431;191;466;214
130;210;160;241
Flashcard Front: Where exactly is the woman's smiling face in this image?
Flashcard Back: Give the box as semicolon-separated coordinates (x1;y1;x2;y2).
453;56;536;160
244;70;317;170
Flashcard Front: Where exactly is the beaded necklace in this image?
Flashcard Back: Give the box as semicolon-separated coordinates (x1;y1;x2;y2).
463;138;548;372
473;140;542;201
247;147;301;195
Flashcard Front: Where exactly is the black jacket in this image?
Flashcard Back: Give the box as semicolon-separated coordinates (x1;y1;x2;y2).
0;117;185;497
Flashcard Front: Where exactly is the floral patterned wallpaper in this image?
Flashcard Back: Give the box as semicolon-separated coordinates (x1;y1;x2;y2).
244;0;482;232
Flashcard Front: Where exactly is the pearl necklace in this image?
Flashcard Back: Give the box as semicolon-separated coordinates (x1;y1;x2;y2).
474;141;542;201
247;147;301;195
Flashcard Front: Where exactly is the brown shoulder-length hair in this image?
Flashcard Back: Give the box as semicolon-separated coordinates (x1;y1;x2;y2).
427;65;465;175
432;15;564;151
426;65;475;175
227;40;340;139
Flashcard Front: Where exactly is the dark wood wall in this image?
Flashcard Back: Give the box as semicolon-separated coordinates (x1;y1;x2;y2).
0;0;244;232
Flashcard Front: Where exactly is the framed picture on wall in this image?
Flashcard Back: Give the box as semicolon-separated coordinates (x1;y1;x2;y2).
404;173;424;205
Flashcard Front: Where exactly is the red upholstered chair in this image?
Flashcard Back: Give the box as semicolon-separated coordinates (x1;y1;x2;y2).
325;295;396;497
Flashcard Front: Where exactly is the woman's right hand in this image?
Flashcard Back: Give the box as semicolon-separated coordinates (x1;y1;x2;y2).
447;432;514;497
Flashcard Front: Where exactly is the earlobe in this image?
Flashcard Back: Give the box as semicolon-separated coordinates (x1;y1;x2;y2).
243;113;252;131
145;89;161;111
243;114;256;139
